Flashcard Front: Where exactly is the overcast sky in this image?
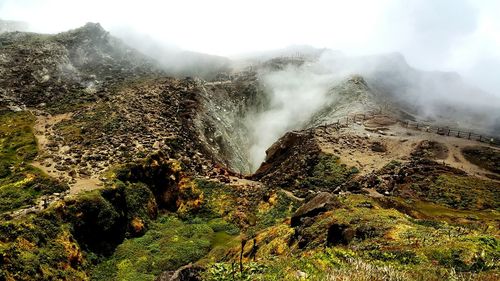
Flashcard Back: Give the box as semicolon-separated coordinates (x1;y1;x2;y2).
1;0;499;95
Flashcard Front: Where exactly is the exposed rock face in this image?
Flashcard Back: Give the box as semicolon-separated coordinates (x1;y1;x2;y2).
306;75;379;127
0;22;160;110
253;131;320;188
194;73;267;173
291;192;338;227
155;264;203;281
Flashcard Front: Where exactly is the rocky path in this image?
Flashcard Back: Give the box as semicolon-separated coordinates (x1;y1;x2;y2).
32;112;103;194
3;190;70;219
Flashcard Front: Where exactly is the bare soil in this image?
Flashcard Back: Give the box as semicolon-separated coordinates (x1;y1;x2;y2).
32;112;103;194
316;115;500;182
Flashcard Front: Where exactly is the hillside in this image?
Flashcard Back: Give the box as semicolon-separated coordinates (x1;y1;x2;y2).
0;23;499;281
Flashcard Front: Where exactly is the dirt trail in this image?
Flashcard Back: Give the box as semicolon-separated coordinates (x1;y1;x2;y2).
32;113;103;194
390;124;500;180
316;115;500;181
33;113;72;148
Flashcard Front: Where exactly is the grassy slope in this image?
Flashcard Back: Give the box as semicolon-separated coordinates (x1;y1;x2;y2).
202;194;499;280
0;111;67;213
91;215;239;281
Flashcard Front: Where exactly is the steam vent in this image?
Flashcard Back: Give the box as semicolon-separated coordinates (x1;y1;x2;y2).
1;3;499;280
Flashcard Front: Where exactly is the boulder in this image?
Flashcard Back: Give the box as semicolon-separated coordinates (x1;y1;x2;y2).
155;263;203;281
291;192;339;227
327;223;355;246
371;141;386;152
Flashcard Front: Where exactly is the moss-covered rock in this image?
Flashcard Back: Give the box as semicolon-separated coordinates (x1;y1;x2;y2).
0;210;89;281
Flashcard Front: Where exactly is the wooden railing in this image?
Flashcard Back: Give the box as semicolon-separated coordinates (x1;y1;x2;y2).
403;120;500;146
311;111;500;147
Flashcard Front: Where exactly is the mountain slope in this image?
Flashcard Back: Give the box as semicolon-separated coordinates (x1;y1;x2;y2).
0;23;160;111
0;23;498;281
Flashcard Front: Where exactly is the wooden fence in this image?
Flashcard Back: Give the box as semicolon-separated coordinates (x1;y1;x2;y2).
403;120;500;146
312;111;500;147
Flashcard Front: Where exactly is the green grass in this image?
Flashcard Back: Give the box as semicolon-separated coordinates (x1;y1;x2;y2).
0;210;89;281
88;178;243;280
0;111;68;213
0;165;67;212
0;111;37;162
205;194;500;280
203;248;499;281
91;214;234;281
252;190;300;232
411;199;499;228
414;174;499;210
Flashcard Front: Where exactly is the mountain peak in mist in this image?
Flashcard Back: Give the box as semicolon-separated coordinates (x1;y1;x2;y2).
81;22;106;34
58;22;109;42
0;18;29;33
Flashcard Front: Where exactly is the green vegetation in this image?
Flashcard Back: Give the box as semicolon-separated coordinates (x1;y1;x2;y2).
203;247;498;281
252;190;299;232
1;111;498;280
0;178;164;280
207;218;240;235
187;179;237;220
0;111;68;213
412;174;499;210
0;209;88;281
91;214;238;281
299;153;359;191
201;194;499;280
62;181;160;255
0;111;37;162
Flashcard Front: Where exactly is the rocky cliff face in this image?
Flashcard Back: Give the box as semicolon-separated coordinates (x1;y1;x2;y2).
0;23;160;111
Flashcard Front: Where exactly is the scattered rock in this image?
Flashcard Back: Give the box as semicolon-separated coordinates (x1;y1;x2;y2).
295;270;308;279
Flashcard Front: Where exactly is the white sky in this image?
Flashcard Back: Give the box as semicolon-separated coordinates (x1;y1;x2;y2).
1;0;499;95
